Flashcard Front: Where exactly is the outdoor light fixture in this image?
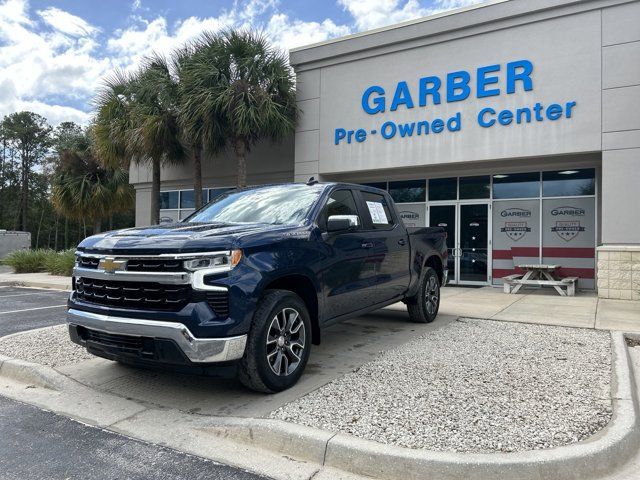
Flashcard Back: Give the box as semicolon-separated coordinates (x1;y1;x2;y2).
558;170;579;175
493;174;509;179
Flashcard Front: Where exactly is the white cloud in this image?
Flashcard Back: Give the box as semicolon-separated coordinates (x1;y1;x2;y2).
266;14;351;51
339;0;485;31
338;0;429;31
38;6;99;37
0;0;485;126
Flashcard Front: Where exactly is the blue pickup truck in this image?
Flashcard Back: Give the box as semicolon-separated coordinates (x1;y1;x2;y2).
67;182;447;392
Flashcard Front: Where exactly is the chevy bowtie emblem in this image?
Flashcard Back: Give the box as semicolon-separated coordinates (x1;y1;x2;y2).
99;257;126;273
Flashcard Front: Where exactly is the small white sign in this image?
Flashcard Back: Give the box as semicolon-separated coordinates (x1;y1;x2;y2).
366;201;389;224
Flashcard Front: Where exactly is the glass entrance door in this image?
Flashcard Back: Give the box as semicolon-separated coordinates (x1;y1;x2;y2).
459;204;489;284
429;202;490;285
429;205;456;282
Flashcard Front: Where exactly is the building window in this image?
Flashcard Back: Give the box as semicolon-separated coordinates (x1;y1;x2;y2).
492;172;540;199
160;191;179;209
180;190;195;208
389;180;426;203
208;187;232;202
459;175;490;199
428;177;457;201
542;169;595;197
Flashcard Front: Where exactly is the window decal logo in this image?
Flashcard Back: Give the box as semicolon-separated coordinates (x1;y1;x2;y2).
551;221;585;242
500;221;531;241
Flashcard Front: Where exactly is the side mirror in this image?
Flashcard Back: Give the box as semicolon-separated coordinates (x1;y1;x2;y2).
327;215;359;232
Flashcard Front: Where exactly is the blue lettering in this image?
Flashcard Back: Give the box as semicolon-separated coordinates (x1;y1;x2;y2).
431;119;444;133
446;71;471;102
334;128;346;145
498;109;513;125
362;85;386;114
477;64;500;98
546;104;563;120
478;107;496;127
390;81;414;111
381;121;396;139
506;60;533;94
447;112;461;131
565;101;576;118
398;122;415;137
418;76;441;107
354;128;367;142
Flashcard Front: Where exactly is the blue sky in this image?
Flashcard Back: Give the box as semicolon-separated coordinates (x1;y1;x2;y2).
0;0;484;125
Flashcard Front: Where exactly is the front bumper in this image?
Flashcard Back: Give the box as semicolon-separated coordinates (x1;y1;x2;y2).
67;308;247;363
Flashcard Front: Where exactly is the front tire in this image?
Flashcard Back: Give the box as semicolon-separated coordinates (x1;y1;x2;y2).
238;289;312;393
407;267;440;323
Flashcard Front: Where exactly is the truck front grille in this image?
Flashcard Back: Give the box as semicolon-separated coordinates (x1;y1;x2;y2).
76;255;184;273
74;277;191;311
78;256;99;269
79;327;145;350
125;259;184;272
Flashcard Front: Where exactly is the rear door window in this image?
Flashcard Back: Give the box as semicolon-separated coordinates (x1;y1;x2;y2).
360;191;395;230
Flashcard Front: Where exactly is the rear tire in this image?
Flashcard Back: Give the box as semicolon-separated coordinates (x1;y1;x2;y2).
238;289;312;393
406;267;440;323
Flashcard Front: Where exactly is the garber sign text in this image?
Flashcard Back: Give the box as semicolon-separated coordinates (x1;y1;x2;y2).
334;60;577;145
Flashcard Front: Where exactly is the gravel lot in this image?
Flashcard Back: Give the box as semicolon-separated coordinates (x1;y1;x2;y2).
0;325;93;367
271;318;613;453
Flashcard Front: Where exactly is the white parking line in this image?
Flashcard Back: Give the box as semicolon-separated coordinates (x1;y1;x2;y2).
0;293;65;298
0;305;67;315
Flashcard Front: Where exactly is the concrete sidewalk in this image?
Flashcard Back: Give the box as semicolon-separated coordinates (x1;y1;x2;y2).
0;270;71;290
389;286;640;333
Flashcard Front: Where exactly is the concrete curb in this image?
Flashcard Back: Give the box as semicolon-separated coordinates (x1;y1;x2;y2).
203;331;640;480
0;354;69;390
0;332;637;480
0;278;71;291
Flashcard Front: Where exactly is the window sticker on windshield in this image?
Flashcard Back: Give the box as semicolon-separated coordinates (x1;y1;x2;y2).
366;201;388;224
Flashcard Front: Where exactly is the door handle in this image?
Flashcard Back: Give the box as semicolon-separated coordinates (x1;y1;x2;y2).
397;238;406;246
361;242;374;249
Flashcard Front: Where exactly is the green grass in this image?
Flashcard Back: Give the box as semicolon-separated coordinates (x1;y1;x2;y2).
3;249;75;276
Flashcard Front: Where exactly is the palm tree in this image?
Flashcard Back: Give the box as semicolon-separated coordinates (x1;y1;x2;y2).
173;45;212;209
94;55;185;224
52;136;134;234
179;29;297;188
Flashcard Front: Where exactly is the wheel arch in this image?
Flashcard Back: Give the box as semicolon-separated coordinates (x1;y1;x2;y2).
425;254;444;285
262;273;321;345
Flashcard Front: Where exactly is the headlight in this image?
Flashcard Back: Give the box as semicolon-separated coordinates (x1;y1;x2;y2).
183;250;242;272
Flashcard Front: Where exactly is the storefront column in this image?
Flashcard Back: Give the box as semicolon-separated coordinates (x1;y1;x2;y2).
599;2;640;301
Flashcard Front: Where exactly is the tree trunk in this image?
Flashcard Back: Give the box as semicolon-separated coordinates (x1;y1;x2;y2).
109;215;113;230
193;147;203;209
93;218;101;234
64;218;68;249
35;205;45;247
234;137;247;188
151;157;161;225
21;154;28;231
53;215;59;251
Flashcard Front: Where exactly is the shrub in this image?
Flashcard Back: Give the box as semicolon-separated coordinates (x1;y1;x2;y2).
4;249;75;276
44;249;76;276
3;249;51;273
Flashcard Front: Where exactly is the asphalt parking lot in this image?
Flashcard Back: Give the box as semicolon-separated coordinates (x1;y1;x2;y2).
0;286;68;336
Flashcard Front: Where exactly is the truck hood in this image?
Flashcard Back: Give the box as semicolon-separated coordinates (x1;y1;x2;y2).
78;222;286;254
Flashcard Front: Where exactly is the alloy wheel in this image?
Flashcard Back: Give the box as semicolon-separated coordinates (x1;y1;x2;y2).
266;307;306;376
425;275;439;315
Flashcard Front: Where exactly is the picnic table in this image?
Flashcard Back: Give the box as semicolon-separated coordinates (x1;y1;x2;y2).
502;264;578;296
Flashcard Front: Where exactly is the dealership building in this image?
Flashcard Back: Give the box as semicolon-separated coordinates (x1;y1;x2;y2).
130;0;640;300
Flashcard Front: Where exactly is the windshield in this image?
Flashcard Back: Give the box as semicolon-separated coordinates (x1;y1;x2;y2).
187;184;323;225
